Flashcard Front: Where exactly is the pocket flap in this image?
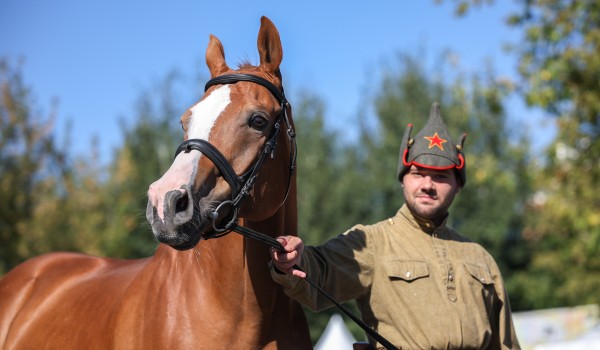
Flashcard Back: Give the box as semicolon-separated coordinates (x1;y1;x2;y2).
386;259;429;282
464;262;494;285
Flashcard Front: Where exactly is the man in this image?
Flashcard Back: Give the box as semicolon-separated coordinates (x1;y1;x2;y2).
270;103;520;349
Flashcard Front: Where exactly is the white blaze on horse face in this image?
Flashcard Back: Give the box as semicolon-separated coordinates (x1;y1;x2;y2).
188;85;231;139
149;85;231;221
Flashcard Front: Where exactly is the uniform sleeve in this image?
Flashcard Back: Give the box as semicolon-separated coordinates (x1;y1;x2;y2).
486;255;521;349
270;226;375;311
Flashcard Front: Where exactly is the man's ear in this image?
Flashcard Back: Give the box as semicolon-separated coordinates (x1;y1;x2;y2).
455;176;463;194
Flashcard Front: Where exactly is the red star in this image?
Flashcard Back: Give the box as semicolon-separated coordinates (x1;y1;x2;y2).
424;133;447;150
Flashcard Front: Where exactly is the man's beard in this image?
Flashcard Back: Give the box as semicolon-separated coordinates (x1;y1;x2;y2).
403;189;456;224
405;199;447;221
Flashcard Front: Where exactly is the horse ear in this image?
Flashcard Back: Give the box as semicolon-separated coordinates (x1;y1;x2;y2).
257;16;283;76
206;34;230;77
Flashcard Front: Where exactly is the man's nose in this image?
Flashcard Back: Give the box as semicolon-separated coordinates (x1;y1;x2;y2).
421;176;434;189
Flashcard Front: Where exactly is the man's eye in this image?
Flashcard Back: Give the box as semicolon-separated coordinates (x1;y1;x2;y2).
249;115;268;130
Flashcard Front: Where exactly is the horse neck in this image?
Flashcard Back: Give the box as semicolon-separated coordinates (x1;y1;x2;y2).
243;180;297;280
246;179;298;241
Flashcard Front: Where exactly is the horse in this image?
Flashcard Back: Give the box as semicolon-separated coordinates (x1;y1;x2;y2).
0;16;312;349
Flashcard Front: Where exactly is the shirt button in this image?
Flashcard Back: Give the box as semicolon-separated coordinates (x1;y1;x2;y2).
405;271;412;278
448;275;454;281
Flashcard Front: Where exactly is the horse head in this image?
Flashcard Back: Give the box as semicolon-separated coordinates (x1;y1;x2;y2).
146;16;296;250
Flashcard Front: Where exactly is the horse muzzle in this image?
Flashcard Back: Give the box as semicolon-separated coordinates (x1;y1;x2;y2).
146;184;239;250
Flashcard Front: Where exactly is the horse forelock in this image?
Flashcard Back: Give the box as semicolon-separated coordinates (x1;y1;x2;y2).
237;60;254;69
236;61;283;88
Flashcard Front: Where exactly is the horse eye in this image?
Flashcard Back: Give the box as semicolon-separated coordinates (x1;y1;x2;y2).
181;124;189;135
249;115;268;131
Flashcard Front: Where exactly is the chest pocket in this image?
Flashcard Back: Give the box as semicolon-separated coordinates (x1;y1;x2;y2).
464;262;494;286
386;259;429;282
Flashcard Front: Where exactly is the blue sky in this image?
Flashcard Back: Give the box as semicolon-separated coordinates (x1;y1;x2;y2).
1;0;552;161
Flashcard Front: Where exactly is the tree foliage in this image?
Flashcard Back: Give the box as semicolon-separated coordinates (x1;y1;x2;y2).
0;59;120;272
509;0;600;309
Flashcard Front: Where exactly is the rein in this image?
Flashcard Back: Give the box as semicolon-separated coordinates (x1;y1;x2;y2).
176;73;398;350
228;223;399;350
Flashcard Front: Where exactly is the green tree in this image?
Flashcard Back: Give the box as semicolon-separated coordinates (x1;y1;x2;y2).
25;148;109;257
508;0;600;309
293;91;336;342
295;90;347;245
0;59;83;272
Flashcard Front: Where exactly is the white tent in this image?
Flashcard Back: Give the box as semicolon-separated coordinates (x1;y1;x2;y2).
532;324;600;350
314;314;357;350
513;304;600;349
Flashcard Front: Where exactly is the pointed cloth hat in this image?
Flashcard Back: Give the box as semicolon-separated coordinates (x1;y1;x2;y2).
397;102;467;185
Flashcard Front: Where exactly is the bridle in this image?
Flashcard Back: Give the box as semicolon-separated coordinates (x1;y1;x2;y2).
172;73;398;350
173;73;296;235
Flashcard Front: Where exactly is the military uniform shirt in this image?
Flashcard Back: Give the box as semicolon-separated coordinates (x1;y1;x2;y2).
271;204;520;349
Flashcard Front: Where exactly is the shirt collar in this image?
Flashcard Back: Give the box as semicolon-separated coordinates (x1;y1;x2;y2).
398;204;448;234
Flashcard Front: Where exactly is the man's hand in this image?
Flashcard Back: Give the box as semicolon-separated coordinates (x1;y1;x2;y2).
270;236;306;278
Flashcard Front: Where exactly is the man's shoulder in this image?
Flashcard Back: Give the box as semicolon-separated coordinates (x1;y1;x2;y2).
445;228;500;264
444;226;473;242
346;215;400;235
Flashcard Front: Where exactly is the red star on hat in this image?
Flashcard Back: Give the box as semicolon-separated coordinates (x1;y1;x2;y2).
424;132;447;150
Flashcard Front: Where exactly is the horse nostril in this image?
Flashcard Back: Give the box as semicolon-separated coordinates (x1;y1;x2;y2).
175;195;189;213
168;187;194;226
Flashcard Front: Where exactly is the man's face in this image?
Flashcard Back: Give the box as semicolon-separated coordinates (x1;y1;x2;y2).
402;165;461;222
